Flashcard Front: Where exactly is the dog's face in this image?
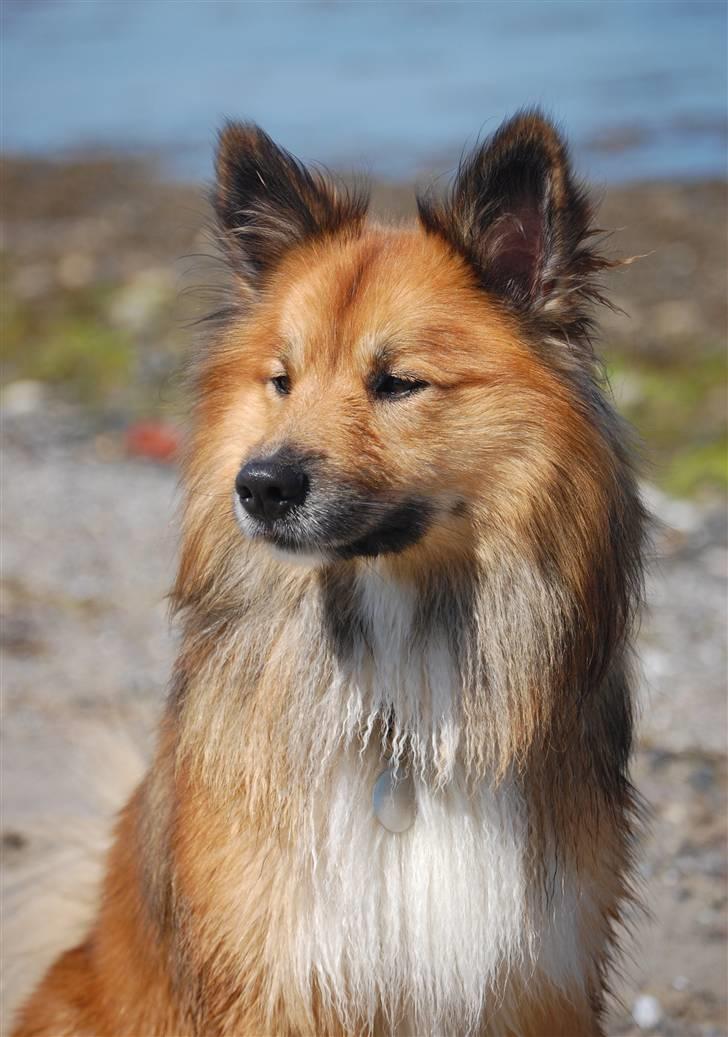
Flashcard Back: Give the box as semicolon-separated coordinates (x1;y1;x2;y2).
198;114;609;567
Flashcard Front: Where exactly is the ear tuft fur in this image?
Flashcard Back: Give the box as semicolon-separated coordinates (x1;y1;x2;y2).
417;109;614;337
214;122;369;288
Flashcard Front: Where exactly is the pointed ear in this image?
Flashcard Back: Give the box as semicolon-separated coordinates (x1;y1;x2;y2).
418;110;606;320
213;122;369;288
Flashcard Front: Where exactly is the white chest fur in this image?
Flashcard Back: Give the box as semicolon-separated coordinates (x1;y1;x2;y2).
259;569;595;1034
290;753;531;1035
268;751;596;1036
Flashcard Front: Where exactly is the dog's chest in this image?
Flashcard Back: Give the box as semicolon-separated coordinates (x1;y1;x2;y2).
293;576;532;1011
276;751;531;1033
275;749;595;1036
263;572;592;1030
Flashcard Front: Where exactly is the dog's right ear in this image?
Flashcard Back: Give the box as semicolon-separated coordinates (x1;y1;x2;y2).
214;123;368;290
416;110;607;329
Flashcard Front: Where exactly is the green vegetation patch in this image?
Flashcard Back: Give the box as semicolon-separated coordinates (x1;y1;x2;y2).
1;258;183;413
607;348;727;498
2;264;134;405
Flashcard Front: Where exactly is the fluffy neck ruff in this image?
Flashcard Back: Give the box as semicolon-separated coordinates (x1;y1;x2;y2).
171;523;635;825
166;543;638;1035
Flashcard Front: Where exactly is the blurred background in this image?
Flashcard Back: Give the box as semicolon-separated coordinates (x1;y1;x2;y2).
1;3;726;1035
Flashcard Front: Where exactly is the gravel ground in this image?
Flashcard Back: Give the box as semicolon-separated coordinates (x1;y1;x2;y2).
1;408;725;1036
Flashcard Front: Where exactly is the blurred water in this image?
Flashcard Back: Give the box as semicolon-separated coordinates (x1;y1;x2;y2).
2;0;726;182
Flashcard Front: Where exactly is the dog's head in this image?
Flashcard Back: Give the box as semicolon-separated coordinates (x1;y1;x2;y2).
194;112;615;569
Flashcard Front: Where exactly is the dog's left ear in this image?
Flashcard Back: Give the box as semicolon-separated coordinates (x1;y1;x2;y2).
214;122;368;290
418;110;604;318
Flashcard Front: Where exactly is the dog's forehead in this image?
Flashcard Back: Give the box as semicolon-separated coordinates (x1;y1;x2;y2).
276;228;487;369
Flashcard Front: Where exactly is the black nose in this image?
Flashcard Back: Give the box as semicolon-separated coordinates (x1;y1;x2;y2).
235;458;309;523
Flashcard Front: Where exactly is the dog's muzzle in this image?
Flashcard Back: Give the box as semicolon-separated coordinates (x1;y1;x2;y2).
234;450;432;559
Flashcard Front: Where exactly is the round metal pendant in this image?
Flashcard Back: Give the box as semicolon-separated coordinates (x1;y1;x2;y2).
372;768;416;833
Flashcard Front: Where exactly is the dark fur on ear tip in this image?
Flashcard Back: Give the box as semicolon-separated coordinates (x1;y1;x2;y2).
214;121;369;287
417;108;616;338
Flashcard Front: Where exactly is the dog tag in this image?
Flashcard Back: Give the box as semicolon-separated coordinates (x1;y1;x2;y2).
372;768;416;833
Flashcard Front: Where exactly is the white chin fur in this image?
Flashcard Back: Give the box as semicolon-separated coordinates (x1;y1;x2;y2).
266;544;330;569
233;498;329;568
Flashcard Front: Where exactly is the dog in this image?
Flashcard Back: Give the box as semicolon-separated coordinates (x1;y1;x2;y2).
12;110;646;1037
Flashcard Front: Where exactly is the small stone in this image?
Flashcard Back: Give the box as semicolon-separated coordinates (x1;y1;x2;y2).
701;546;728;580
632;994;663;1030
652;299;701;339
671;975;690;991
57;251;95;289
109;268;173;332
94;434;124;463
1;380;45;416
1;830;27;851
664;801;689;826
697;907;719;927
12;263;52;300
688;763;716;793
640;482;702;535
610;370;645;410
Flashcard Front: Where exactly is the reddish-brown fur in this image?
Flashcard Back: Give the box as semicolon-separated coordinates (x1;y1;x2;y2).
13;112;645;1037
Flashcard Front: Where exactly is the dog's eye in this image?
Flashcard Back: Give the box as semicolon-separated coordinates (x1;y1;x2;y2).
374;374;429;400
271;374;291;396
